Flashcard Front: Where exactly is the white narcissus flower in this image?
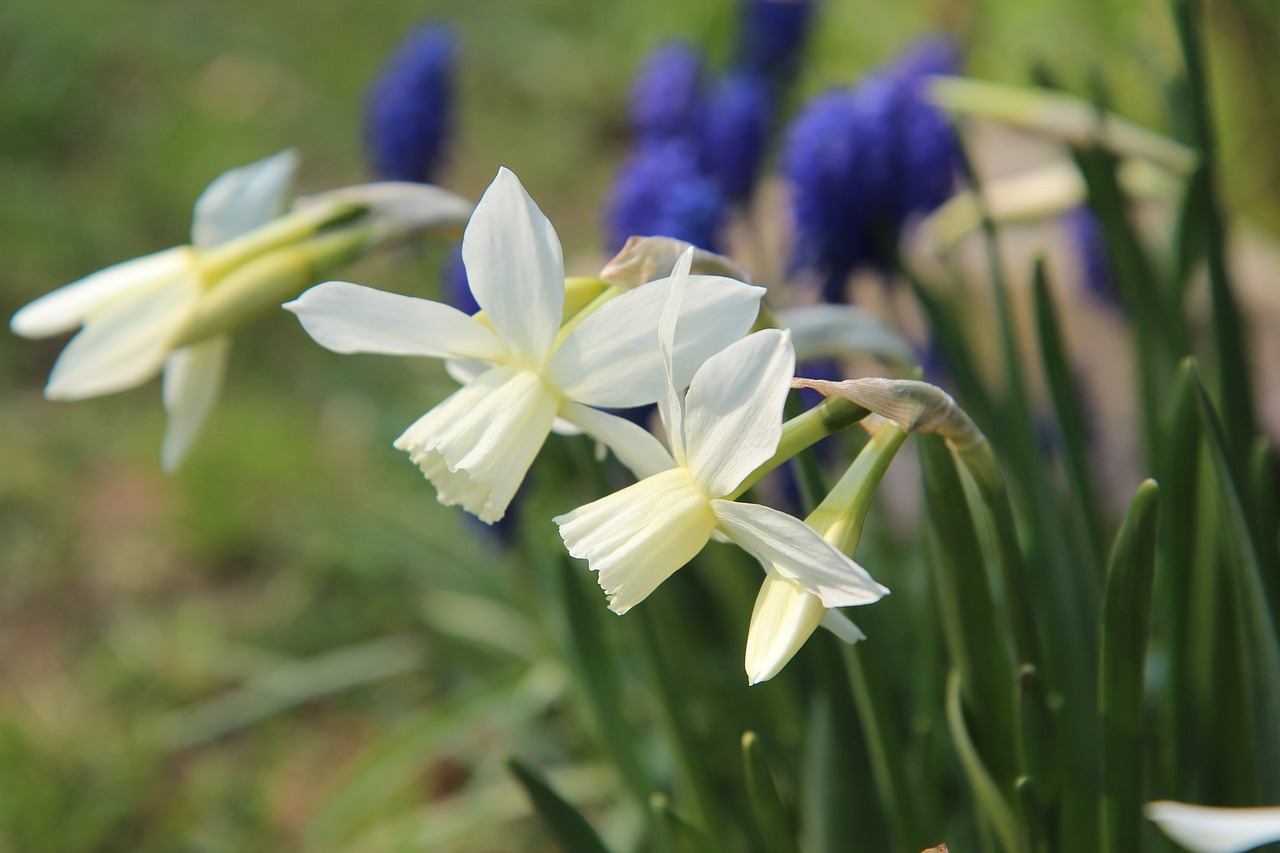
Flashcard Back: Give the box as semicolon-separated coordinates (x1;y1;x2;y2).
555;260;888;621
1146;801;1280;853
746;570;866;684
11;150;299;471
286;167;764;524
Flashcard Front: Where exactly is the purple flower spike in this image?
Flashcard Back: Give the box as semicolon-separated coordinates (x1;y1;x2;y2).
605;141;728;253
366;24;458;184
738;0;817;87
700;72;773;205
630;41;707;142
782;36;964;301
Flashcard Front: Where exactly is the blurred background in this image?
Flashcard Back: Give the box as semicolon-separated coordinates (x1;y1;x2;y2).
2;0;1278;849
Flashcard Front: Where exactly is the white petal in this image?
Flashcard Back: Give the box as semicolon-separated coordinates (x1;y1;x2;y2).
778;303;916;366
822;610;866;644
684;329;795;497
559;401;676;480
545;273;764;408
745;571;828;684
460;168;564;363
556;467;717;614
284;282;507;362
191;149;299;249
161;335;231;472
44;276;201;401
11;247;194;339
1146;802;1280;853
394;365;559;524
295;181;473;244
711;500;889;608
655;249;693;465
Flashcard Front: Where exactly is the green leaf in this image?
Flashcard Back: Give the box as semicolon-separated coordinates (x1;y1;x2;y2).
741;732;799;853
1194;372;1280;802
1031;257;1107;571
508;758;612;853
918;434;1019;791
1174;0;1258;463
1098;480;1160;853
945;670;1025;853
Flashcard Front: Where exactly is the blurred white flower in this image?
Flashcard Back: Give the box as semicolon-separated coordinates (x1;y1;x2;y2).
1146;801;1280;853
287;168;764;524
13;150;298;470
556;256;888;619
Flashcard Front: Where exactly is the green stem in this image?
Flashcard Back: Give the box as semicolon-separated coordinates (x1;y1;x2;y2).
728;397;869;500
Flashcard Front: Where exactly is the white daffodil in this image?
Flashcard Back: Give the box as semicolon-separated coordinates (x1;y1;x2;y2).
12;151;474;471
1146;801;1280;853
286;167;764;524
12;150;300;470
555;264;889;620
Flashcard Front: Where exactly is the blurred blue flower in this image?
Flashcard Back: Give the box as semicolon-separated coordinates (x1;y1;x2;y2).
444;243;478;315
366;24;457;183
700;72;773;205
1065;207;1118;307
737;0;816;87
605;140;728;253
630;41;706;142
782;36;962;301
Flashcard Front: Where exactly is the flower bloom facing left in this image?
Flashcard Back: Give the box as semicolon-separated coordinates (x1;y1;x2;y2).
11;151;305;470
556;256;889;619
287;168;764;524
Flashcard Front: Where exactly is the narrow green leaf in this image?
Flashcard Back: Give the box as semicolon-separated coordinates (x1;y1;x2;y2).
919;434;1019;777
556;557;652;803
741;732;800;853
508;758;612;853
1031;257;1107;571
1194;372;1280;802
1154;360;1201;793
1098;480;1161;853
945;670;1026;853
842;646;914;851
1248;436;1280;610
1174;0;1258;463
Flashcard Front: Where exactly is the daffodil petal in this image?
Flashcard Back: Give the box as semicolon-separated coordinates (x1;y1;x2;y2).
711;500;889;607
191;149;299;249
546;273;764;408
394;364;559;524
556;467;717;614
558;401;676;480
461;168;564;363
745;571;828;684
685;329;795;497
161;335;231;472
1145;802;1280;853
285;282;507;362
822;610;865;644
44;276;201;401
11;247;194;339
655;248;692;465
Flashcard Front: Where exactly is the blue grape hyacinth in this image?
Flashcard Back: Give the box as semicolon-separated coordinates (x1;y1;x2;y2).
700;72;773;205
1065;207;1119;308
605;140;728;253
630;41;706;143
783;37;962;302
737;0;816;87
366;24;457;183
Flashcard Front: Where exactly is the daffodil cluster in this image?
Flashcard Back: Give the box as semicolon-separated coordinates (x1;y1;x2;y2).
287;167;906;681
